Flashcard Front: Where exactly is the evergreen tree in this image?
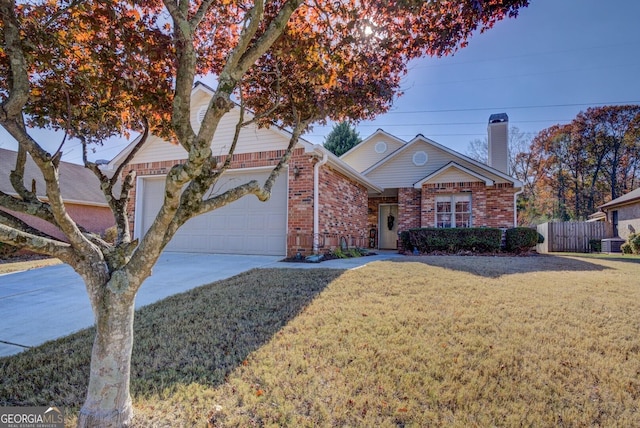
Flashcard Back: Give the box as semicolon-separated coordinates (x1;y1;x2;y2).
324;122;362;156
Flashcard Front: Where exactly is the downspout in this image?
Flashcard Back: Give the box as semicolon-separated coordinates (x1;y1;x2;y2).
313;151;329;253
513;188;524;227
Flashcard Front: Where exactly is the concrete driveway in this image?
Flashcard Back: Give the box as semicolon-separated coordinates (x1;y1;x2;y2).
0;251;401;357
0;252;283;357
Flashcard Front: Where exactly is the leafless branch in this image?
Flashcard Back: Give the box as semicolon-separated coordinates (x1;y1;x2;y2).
0;0;30;119
0;223;74;261
9;144;38;201
199;113;311;216
110;121;149;188
53;88;72;158
236;0;303;72
261;111;311;196
0;189;59;225
0;210;60;241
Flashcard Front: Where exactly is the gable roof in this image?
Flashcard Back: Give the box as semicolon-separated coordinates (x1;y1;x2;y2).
0;148;109;206
107;82;382;194
109;82;320;169
362;133;522;188
340;128;406;159
339;128;406;173
413;162;495;188
599;187;640;210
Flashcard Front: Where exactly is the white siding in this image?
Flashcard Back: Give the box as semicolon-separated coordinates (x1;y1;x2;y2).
366;140;509;188
341;132;404;173
132;104;295;164
428;168;484;184
132;135;188;164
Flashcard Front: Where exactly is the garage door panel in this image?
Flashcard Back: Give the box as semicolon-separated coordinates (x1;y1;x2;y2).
140;170;287;255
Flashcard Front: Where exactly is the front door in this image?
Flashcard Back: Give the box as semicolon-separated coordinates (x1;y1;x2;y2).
379;204;399;249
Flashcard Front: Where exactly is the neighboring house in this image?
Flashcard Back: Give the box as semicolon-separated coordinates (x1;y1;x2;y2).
341;113;523;249
108;82;522;256
0;148;115;241
598;187;640;240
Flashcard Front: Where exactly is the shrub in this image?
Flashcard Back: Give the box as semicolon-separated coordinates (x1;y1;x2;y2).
331;247;348;259
505;227;539;253
347;248;363;258
629;233;640;255
588;239;602;253
621;233;640;255
399;228;502;254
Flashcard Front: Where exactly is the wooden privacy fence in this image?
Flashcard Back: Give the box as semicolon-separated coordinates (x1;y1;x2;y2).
536;221;613;253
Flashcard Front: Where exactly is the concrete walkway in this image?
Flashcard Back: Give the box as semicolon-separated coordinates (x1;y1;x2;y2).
0;251;400;357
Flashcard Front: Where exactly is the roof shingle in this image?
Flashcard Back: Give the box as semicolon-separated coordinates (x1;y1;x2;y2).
0;148;109;206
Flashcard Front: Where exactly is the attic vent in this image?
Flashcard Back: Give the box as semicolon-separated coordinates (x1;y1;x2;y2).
375;141;387;154
412;151;428;166
197;106;207;123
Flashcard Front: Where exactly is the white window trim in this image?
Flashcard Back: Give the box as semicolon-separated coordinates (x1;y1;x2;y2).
435;194;472;228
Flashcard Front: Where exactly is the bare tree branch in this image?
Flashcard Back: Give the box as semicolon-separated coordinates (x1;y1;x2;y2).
200;114;311;216
110;123;149;188
260;112;311;197
3;123;97;254
0;190;58;224
9;144;38;201
0;210;60;241
0;0;30;119
0;223;74;260
236;0;303;72
53;88;73;158
163;0;197;149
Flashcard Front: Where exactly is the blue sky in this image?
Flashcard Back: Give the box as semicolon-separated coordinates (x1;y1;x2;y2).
2;0;639;164
308;0;640;152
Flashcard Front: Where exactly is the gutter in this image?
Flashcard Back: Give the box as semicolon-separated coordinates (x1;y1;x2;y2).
513;188;524;227
313;151;329;253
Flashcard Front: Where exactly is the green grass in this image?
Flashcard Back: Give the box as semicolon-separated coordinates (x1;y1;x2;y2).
2;256;640;427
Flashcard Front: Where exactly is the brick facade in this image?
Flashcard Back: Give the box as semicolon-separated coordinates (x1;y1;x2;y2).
126;148;370;257
318;165;368;252
286;153;315;255
420;182;515;229
398;188;421;231
2;204;115;243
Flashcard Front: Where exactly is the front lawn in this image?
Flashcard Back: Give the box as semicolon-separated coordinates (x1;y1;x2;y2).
1;256;639;426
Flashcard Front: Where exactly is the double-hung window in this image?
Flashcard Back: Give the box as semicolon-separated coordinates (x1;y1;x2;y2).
436;194;471;228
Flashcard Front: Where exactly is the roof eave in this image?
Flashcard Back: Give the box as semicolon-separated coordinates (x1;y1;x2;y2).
600;197;640;210
413;162;494;188
313;146;383;194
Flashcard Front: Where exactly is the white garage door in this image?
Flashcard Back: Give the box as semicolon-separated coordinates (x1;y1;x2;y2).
139;169;287;255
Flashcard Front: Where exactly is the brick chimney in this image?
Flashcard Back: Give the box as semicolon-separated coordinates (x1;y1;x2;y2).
487;113;509;174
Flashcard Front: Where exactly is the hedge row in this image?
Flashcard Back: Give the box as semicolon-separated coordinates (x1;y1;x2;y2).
399;227;539;254
399;227;502;253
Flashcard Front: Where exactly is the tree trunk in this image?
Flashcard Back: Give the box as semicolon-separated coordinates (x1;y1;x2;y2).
77;281;136;428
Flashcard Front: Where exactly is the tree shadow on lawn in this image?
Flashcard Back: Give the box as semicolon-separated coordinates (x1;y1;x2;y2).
394;254;619;278
0;268;342;409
